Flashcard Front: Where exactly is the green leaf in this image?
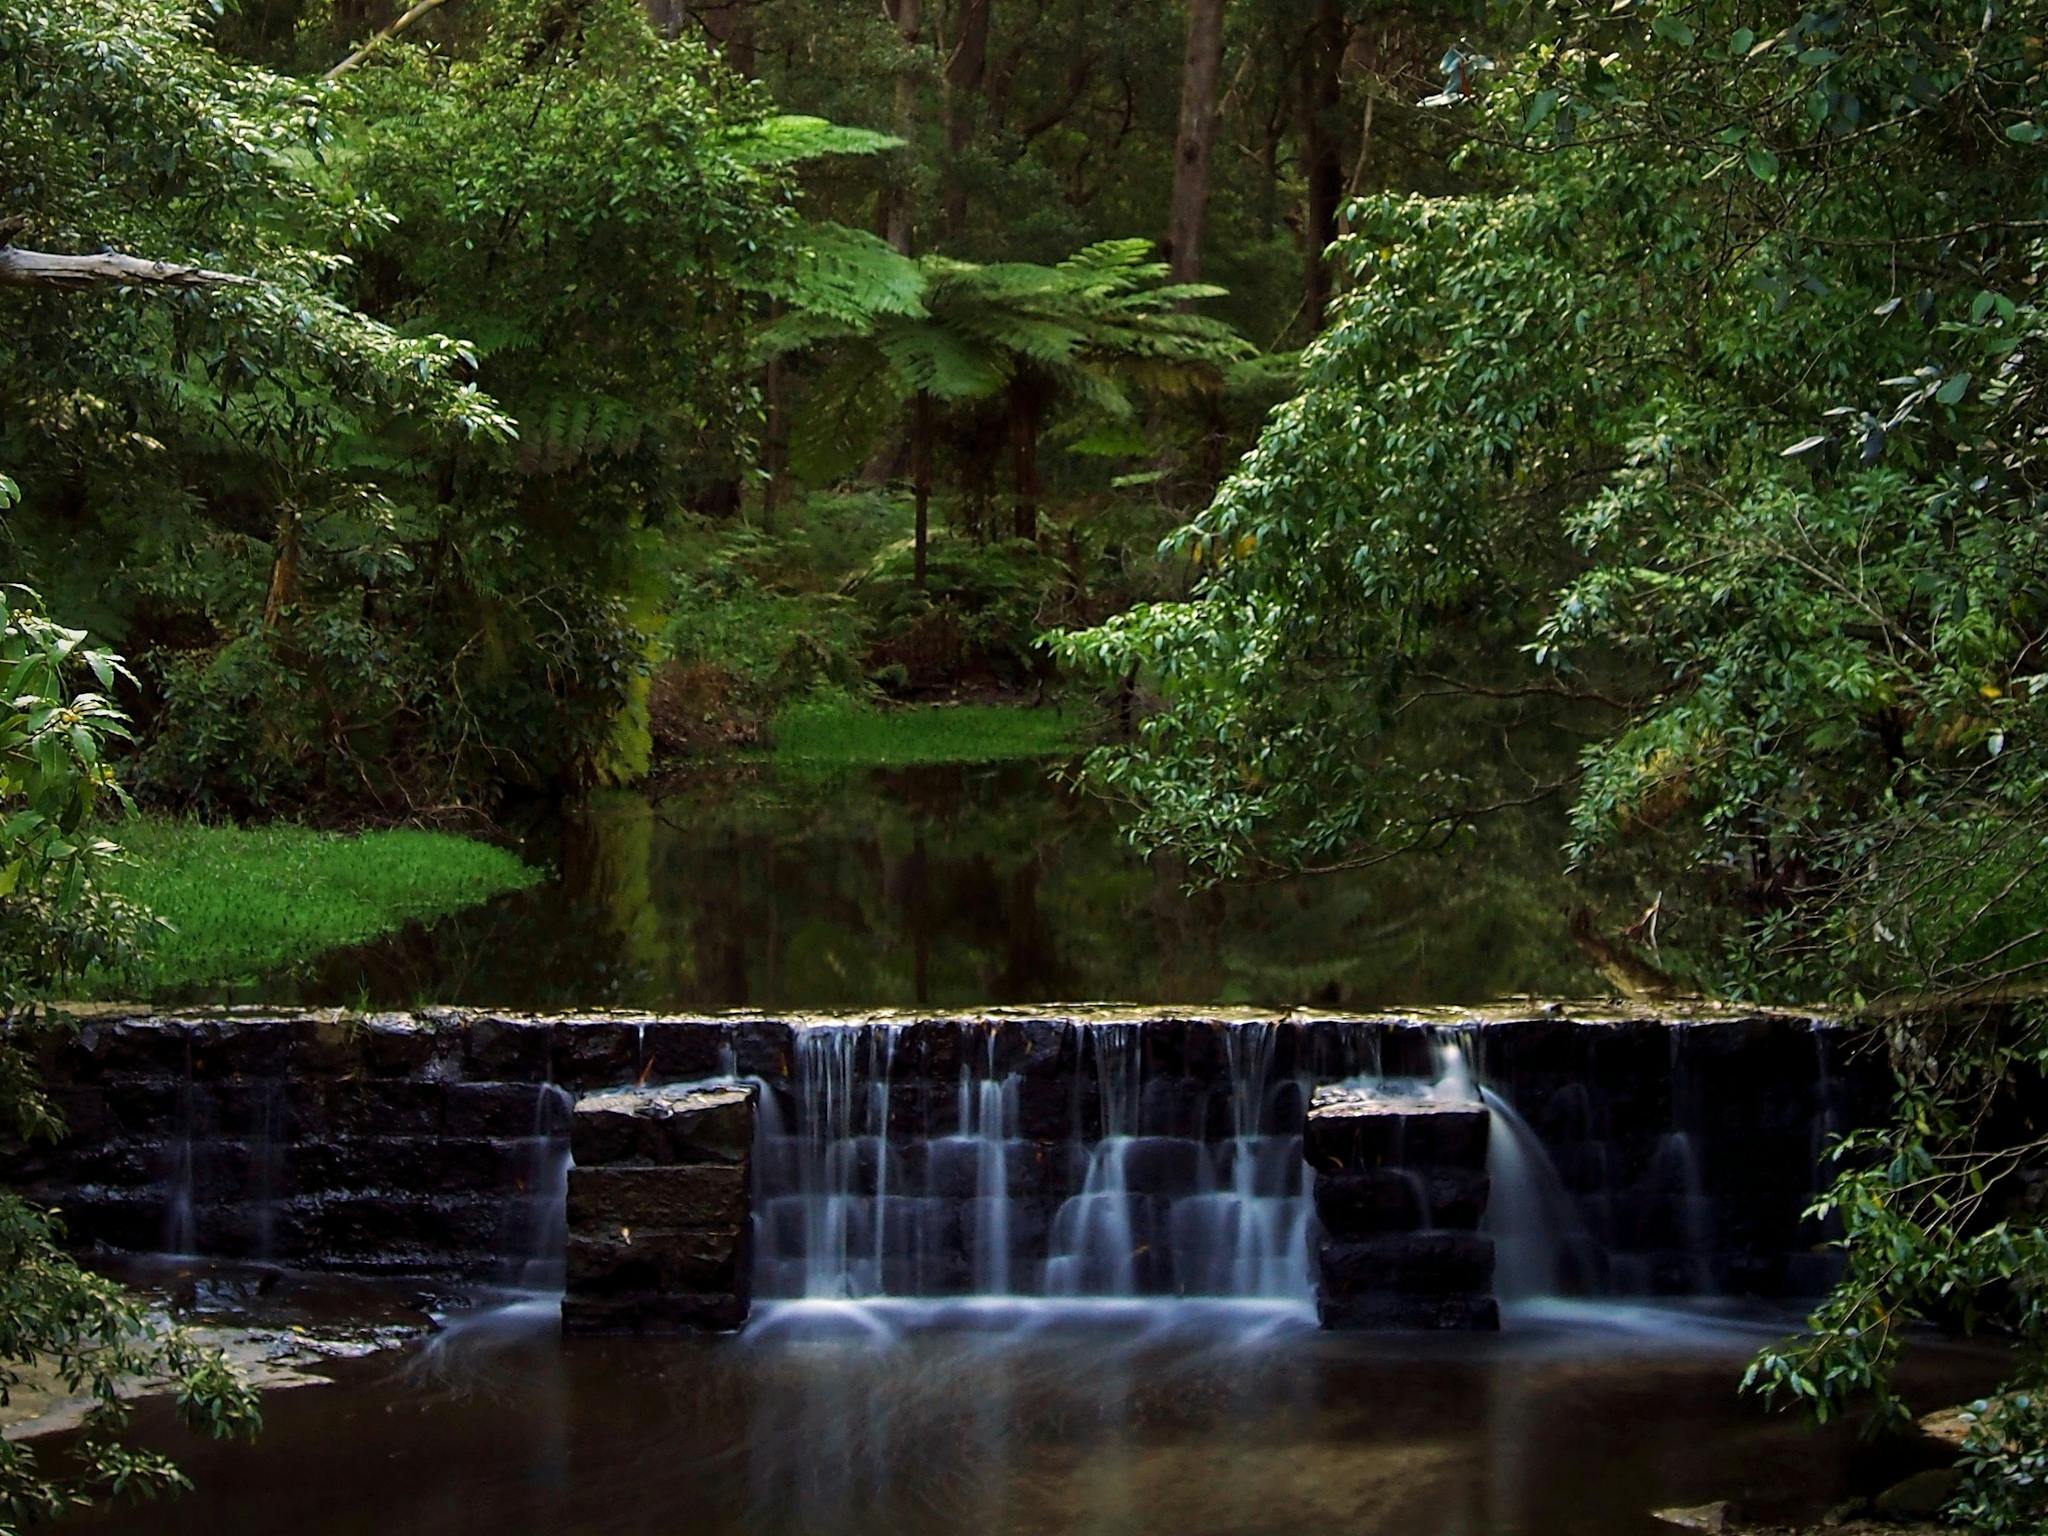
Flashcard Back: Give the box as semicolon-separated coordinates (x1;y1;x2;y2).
1746;145;1781;182
1935;372;1971;405
2006;122;2044;144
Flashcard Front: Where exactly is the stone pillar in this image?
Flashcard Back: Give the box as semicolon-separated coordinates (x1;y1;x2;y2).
562;1083;757;1333
1305;1082;1498;1329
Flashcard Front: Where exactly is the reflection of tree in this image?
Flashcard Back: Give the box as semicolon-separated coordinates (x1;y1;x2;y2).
267;759;1616;1011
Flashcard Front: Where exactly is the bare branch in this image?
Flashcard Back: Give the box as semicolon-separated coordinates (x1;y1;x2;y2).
0;246;256;290
325;0;455;82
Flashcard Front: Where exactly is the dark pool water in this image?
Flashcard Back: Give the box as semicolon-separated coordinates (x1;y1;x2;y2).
73;1297;1993;1536
230;761;1600;1012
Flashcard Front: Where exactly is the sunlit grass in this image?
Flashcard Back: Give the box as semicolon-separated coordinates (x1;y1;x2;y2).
86;818;542;996
764;697;1085;768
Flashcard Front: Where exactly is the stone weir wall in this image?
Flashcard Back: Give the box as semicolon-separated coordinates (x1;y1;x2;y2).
1;1006;1871;1302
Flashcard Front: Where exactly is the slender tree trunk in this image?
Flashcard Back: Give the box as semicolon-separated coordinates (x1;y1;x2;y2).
884;0;925;254
687;1;757;73
941;0;993;239
911;390;935;589
1168;0;1228;284
1009;379;1041;543
331;0;394;38
640;0;682;38
263;504;301;630
1299;0;1346;330
761;350;789;520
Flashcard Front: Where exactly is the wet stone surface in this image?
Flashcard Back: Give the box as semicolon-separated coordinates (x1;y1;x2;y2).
562;1082;758;1333
1308;1081;1498;1331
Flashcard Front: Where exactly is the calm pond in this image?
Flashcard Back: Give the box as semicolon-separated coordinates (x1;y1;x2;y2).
252;760;1598;1011
73;1295;1994;1536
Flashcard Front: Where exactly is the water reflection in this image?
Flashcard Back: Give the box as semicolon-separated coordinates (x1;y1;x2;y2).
247;762;1597;1011
73;1299;1994;1536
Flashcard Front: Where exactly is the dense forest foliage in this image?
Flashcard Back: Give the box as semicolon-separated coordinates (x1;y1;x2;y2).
2;0;2046;1527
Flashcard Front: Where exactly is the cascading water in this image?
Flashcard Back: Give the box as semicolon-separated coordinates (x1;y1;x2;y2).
1479;1087;1599;1299
1440;1033;1599;1302
505;1083;573;1291
755;1019;1313;1303
160;1039;198;1255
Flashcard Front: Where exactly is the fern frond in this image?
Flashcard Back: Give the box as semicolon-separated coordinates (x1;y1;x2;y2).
720;115;904;166
874;321;1009;402
765;222;927;326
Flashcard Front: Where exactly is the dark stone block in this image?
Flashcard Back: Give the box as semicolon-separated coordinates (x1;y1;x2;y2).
294;1079;446;1138
733;1020;791;1080
45;1085;109;1140
466;1016;555;1081
895;1019;952;1080
444;1083;562;1139
643;1020;731;1081
79;1018;195;1078
120;1079;207;1140
1317;1231;1495;1295
1315;1167;1489;1234
280;1192;506;1259
550;1018;645;1088
1317;1292;1499;1331
923;1136;1054;1199
290;1015;366;1076
1016;1077;1085;1142
1011;1016;1076;1078
1378;1026;1442;1079
566;1165;747;1230
567;1226;750;1295
561;1291;748;1333
1304;1084;1489;1172
571;1083;756;1168
1120;1137;1205;1196
359;1015;445;1078
1136;1076;1207;1138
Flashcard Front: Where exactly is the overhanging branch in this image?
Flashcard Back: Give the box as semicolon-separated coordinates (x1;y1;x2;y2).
0;246;256;291
325;0;455;81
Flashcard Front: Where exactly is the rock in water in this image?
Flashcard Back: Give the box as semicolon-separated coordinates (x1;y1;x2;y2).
1872;1467;1962;1521
1651;1503;1733;1532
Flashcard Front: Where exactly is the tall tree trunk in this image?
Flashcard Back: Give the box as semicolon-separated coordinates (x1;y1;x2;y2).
1168;0;1228;284
883;0;925;254
1299;0;1346;331
941;0;993;239
331;0;394;38
639;0;682;37
1009;378;1041;543
263;504;301;630
761;351;789;520
688;1;757;73
911;390;935;589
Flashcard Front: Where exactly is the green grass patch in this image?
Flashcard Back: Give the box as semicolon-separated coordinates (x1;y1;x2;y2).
87;818;543;995
764;697;1085;768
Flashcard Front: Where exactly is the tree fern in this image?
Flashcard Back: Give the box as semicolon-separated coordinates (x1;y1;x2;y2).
718;115;904;168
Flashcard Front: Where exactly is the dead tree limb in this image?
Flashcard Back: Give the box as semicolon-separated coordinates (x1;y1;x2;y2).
0;246;256;290
325;0;454;81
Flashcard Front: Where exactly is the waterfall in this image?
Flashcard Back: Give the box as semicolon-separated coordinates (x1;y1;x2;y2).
757;1019;1313;1303
250;1078;285;1263
160;1039;197;1255
1479;1087;1595;1300
506;1083;572;1291
1440;1031;1597;1301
